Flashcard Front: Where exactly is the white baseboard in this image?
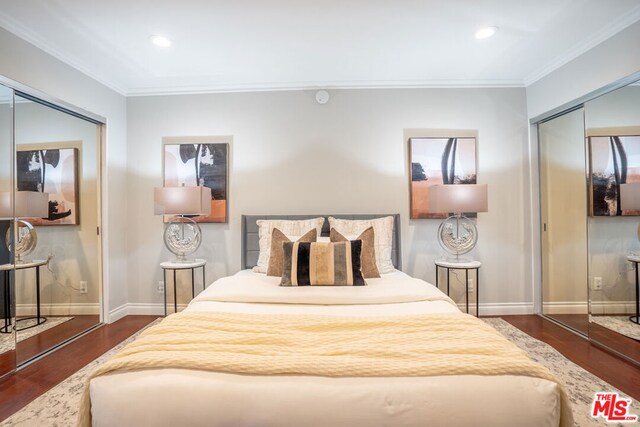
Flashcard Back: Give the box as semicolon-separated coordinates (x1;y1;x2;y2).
541;301;636;315
541;301;589;314
589;300;636;315
16;303;100;316
108;303;188;322
474;302;534;316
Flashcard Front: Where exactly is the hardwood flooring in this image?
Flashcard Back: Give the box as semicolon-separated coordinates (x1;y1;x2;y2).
0;315;158;422
0;314;637;422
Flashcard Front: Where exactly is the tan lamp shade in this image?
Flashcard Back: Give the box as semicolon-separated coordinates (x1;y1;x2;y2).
620;183;640;211
429;184;488;214
154;186;211;216
0;191;49;220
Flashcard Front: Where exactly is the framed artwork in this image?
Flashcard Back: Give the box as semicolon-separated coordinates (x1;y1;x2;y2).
409;136;477;219
16;147;79;225
163;136;229;223
589;135;640;216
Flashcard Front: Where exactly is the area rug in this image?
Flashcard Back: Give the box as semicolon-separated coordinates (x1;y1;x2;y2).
591;315;640;341
0;317;73;354
484;318;640;427
1;317;639;426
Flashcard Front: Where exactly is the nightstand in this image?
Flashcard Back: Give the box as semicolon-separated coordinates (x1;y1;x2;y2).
435;259;481;316
160;259;206;316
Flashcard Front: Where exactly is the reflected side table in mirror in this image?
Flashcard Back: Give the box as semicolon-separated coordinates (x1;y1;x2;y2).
627;255;640;325
0;259;49;333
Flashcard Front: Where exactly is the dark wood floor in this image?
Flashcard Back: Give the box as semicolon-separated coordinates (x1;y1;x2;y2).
502;315;640;400
0;314;638;422
544;313;589;335
0;315;158;422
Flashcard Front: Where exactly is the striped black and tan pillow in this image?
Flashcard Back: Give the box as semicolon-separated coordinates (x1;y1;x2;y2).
330;226;380;279
280;241;366;286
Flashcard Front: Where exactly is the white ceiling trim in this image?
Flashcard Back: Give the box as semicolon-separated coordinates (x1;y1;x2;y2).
126;79;525;97
0;5;638;96
523;3;640;86
0;12;128;95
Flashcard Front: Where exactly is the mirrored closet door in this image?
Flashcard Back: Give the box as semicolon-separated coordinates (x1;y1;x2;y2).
0;83;16;378
12;93;102;365
584;80;640;362
539;107;589;335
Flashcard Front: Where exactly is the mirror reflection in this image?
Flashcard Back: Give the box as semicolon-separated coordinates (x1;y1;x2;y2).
585;81;640;360
0;84;15;378
539;108;589;335
13;94;101;365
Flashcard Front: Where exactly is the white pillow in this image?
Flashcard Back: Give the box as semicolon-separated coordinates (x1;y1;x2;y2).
253;217;325;273
328;216;395;273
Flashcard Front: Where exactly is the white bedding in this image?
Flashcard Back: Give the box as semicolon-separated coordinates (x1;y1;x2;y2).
90;270;561;427
187;269;458;315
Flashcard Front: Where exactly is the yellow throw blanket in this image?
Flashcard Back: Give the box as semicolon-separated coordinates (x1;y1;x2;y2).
78;312;573;426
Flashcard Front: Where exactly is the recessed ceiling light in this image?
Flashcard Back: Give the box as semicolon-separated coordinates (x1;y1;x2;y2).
475;26;499;40
150;35;172;48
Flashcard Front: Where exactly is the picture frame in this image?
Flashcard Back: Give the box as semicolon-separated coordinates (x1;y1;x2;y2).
588;134;640;216
163;136;230;223
409;136;477;219
16;146;80;226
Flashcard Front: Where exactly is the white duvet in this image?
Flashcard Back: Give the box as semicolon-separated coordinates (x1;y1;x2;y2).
191;269;455;305
90;270;562;427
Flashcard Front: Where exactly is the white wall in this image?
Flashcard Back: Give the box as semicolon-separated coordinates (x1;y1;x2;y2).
526;20;640;119
127;88;532;314
0;27;128;321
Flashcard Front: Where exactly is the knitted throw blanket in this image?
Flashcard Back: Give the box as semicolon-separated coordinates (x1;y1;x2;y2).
78;311;572;426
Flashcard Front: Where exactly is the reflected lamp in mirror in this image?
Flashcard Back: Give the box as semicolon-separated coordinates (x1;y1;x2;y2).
154;186;211;262
429;184;488;262
620;183;640;241
0;191;49;263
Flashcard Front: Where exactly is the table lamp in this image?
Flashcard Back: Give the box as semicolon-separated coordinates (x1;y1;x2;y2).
154;186;211;262
621;182;640;244
428;184;488;262
0;191;49;263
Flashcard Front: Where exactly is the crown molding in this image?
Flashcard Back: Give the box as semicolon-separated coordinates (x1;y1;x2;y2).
1;5;638;96
523;4;640;86
0;12;128;96
125;79;525;97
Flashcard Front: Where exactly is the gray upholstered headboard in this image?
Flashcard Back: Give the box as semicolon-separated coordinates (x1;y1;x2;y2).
241;214;402;271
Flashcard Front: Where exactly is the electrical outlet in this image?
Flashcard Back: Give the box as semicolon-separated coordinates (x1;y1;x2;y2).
593;277;603;291
468;278;475;293
79;281;88;294
158;281;165;294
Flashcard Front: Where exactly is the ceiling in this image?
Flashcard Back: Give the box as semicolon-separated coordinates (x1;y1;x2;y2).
0;0;639;96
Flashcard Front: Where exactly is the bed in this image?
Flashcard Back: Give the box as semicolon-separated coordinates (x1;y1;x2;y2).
83;215;571;427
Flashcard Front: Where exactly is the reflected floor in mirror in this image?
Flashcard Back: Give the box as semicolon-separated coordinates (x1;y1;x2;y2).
591;316;640;341
589;321;640;362
545;313;590;335
15;316;99;365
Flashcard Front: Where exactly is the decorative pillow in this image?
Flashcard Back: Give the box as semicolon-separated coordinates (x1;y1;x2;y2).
328;216;395;273
330;227;380;278
253;217;325;273
280;241;366;286
267;228;317;277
